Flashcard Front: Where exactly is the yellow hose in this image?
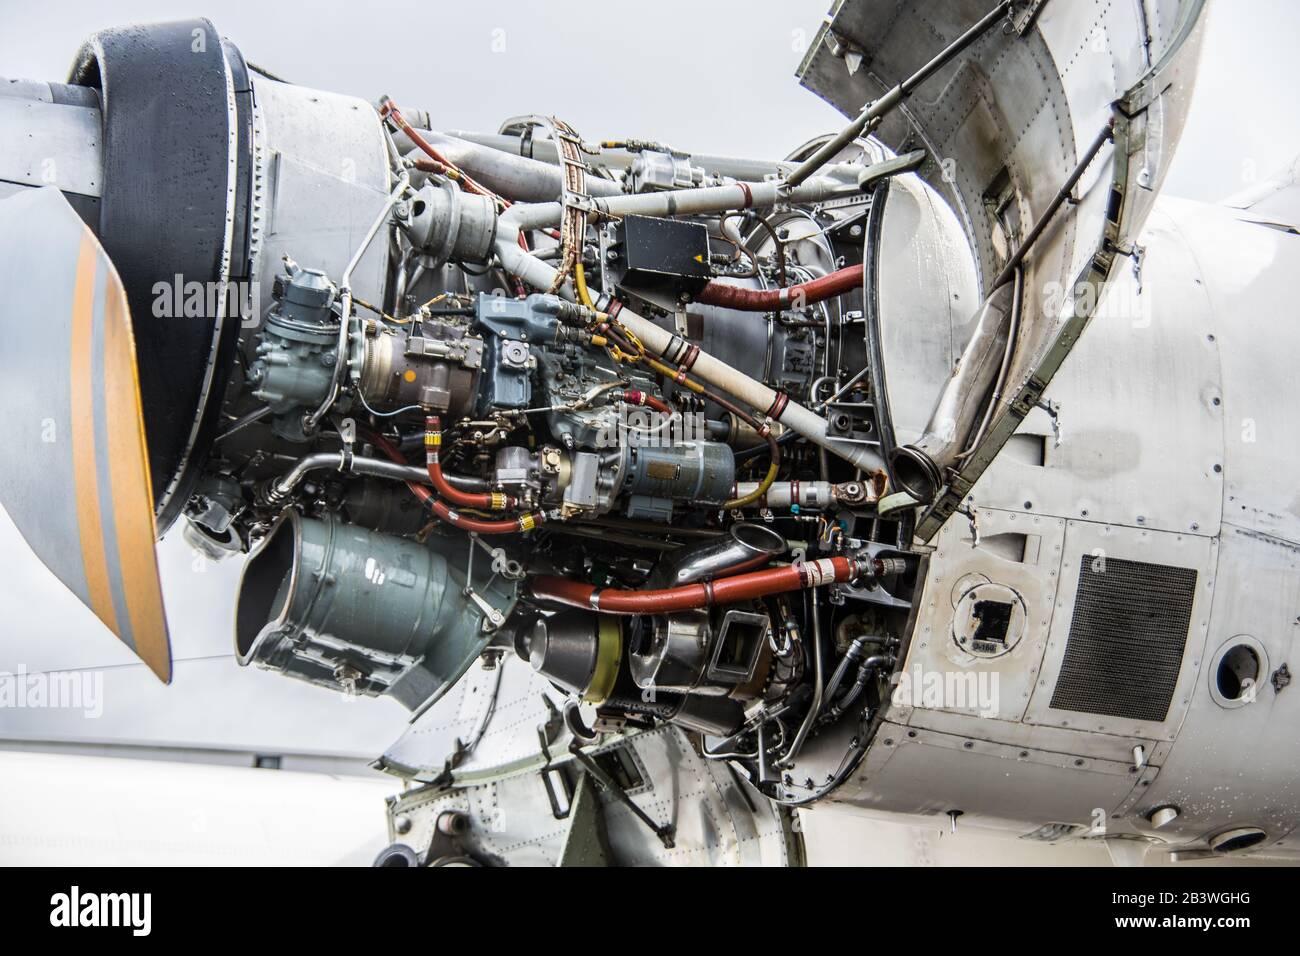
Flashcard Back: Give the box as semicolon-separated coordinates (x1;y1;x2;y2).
575;261;596;309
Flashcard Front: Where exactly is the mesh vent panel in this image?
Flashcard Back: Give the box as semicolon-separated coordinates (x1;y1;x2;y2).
1048;556;1197;722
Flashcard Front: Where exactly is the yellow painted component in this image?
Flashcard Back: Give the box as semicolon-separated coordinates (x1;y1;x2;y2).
70;234;118;637
102;265;169;680
67;226;171;681
582;615;623;705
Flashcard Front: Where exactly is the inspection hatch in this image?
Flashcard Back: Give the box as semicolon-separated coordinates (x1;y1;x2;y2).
952;583;1027;659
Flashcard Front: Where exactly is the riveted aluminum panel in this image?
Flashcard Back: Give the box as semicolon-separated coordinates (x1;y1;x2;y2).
1132;525;1300;851
823;721;1146;834
897;506;1065;722
0;96;102;196
1158;194;1300;546
968;205;1225;535
385;723;802;866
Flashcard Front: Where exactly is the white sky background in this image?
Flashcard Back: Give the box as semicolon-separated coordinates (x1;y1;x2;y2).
0;0;1297;758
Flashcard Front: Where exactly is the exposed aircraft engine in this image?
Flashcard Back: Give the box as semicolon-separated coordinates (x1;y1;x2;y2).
2;17;926;732
17;1;1297;869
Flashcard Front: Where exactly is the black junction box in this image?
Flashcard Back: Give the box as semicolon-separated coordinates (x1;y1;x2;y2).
606;214;712;300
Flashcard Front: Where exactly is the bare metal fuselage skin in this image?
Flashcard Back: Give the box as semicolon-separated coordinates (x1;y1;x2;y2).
793;187;1300;859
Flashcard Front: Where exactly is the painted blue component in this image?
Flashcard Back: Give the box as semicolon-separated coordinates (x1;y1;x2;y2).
472;292;565;413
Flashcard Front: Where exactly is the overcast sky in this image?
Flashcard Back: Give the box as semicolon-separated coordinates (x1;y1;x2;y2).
1;0;1297;757
2;0;1298;198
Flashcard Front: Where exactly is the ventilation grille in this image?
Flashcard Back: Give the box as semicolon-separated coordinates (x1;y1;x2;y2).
1049;556;1198;723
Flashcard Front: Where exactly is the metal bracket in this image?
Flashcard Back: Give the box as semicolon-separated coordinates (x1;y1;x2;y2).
463;532;506;629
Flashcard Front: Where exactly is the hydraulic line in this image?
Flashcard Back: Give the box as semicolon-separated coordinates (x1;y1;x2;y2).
530;555;859;615
424;416;517;510
367;427;546;535
729;479;877;510
611;388;673;416
723;211;786;286
825;655;893;721
381;99;502;206
781;589;824;767
574;260;597;309
695;263;863;311
432;506;544;535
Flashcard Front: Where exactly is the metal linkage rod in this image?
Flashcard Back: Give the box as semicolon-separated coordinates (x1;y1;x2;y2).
787;0;1013;186
990;119;1116;289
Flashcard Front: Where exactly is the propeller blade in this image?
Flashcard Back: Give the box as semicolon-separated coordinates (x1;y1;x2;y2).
0;187;172;681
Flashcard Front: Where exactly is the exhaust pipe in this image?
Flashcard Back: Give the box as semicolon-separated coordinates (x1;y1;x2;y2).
655;522;787;587
890;282;1015;503
236;511;515;711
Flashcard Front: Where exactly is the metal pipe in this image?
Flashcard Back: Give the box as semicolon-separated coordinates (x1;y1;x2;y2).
964;265;1023;454
787;0;1013;186
734;481;835;510
267;448;487;505
592;176;860;220
266;450;430;505
654;523;786;587
304;176;411;433
890;282;1014;502
215;405;271;442
729;480;865;510
781;590;825;767
403;131;622;202
443;128;864;184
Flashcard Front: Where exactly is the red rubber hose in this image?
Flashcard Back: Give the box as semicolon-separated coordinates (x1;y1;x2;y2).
425;416;518;510
531;556;856;614
431;503;544;535
367;426;543;535
616;389;673;415
695;263;863;311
